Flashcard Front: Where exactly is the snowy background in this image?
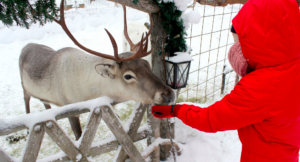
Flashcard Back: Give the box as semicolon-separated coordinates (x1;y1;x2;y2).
0;1;242;161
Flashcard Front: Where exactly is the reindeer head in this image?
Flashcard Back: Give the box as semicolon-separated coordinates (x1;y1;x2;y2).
95;52;175;105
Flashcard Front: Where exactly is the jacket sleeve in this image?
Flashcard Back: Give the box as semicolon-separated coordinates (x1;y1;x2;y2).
176;71;277;133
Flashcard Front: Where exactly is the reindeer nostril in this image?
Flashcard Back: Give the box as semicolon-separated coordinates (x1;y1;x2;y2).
162;93;173;104
162;94;167;100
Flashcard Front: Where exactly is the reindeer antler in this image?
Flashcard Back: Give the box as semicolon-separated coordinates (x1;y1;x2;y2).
53;0;152;63
115;32;152;61
123;5;153;52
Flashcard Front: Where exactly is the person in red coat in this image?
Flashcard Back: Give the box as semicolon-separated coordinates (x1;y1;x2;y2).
152;0;300;161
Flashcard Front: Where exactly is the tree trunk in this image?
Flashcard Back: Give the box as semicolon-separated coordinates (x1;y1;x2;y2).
150;12;175;161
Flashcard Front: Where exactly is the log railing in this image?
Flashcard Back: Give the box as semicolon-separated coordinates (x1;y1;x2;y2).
0;100;181;162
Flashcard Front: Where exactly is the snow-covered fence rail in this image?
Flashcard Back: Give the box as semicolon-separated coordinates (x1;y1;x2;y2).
0;98;180;162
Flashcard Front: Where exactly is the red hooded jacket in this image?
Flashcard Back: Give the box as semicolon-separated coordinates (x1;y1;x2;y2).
176;0;300;161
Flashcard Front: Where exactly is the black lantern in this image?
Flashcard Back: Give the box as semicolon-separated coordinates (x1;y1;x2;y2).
164;52;193;89
162;38;193;89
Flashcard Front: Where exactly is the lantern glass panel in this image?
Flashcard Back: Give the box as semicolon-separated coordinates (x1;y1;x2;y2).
165;61;174;87
176;62;190;88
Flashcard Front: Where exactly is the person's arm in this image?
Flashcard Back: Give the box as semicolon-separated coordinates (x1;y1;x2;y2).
153;70;278;132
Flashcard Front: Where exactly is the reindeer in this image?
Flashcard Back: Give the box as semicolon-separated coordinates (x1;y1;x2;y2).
19;2;175;140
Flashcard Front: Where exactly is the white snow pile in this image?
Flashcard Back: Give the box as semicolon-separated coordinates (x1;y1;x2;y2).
182;10;201;29
166;52;194;63
223;61;234;74
162;0;201;29
142;137;177;157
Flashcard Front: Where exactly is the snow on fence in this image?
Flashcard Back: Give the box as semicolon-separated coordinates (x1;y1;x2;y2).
0;97;181;162
179;2;243;103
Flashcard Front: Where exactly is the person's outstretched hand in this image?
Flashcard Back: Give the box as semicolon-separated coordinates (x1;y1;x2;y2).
152;105;182;119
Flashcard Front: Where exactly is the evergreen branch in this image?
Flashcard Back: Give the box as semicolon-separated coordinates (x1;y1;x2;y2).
0;0;58;28
156;0;187;56
132;0;139;5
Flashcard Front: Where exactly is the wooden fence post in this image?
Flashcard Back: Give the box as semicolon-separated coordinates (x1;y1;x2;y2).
221;65;226;95
147;106;160;162
79;107;102;157
22;123;45;162
235;74;239;85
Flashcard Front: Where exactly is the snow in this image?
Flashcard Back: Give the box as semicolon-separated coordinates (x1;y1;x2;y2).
33;125;41;132
224;62;233;74
182;10;202;30
94;107;101;115
90;136;117;148
165;52;194;63
46;122;53;128
137;123;149;133
161;0;201;30
37;152;67;162
76;153;82;161
113;146;122;162
184;11;201;24
142;137;173;157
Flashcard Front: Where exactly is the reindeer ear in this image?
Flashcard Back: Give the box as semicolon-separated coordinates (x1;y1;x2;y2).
95;64;117;79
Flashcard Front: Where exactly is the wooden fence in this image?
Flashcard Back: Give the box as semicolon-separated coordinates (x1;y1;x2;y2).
0;102;181;162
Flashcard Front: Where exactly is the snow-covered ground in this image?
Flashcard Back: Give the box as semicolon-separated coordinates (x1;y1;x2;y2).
0;2;242;162
171;103;241;162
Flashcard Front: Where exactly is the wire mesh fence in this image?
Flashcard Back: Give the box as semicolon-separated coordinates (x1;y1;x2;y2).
179;2;243;103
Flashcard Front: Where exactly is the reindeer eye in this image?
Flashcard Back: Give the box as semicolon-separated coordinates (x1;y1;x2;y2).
124;74;133;80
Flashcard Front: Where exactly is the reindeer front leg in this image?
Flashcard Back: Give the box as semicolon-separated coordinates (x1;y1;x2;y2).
68;116;82;140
